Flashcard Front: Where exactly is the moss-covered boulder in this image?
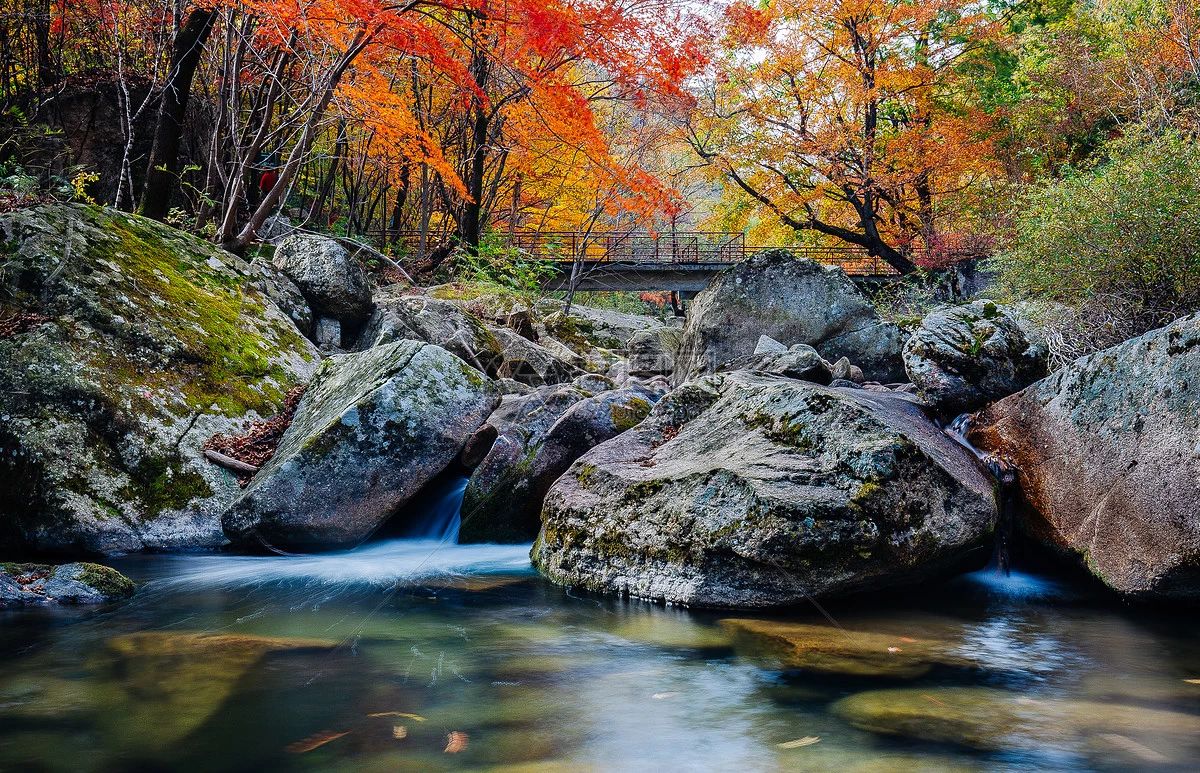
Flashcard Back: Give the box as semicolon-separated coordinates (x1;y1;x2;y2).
460;383;659;543
533;371;997;607
903;300;1047;416
0;561;135;606
674;250;906;385
0;203;319;555
222;340;500;550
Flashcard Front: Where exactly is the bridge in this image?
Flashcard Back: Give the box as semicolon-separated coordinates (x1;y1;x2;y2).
380;230;943;294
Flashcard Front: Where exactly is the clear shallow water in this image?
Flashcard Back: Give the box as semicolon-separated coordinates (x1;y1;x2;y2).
2;544;1199;772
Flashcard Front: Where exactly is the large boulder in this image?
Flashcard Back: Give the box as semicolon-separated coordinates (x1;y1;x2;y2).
460;385;658;543
222;341;499;551
0;204;319;556
534;371;997;607
969;314;1200;599
675;250;905;385
272;234;373;327
903;300;1047;416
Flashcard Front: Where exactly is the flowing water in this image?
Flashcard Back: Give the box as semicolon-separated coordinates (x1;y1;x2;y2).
3;540;1200;773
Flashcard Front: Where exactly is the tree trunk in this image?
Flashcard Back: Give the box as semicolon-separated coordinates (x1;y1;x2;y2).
139;8;218;221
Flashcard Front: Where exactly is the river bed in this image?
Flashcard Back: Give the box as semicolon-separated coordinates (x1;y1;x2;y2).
2;540;1198;772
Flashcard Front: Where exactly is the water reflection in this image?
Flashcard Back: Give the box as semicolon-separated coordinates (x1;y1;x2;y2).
1;542;1198;772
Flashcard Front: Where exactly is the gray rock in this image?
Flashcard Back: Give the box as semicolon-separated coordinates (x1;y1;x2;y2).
904;300;1047;416
970;313;1200;600
754;335;787;354
259;214;295;244
0;204;319;556
273;234;373;326
490;326;582;386
675;250;905;385
559;305;666;349
314;316;342;349
460;387;658;543
573;373;617;395
534;371;997;607
358;295;579;386
627;327;683;378
222;341;499;551
718;344;832;385
495;378;533;395
249;258;313;335
830;357;866;384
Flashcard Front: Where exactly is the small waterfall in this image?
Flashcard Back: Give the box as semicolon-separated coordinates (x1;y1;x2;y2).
403;474;470;542
944;413;1017;576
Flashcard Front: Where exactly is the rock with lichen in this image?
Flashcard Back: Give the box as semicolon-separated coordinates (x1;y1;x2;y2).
271;233;373;328
903;300;1047;416
969;313;1200;600
222;340;499;551
460;383;659;543
0;203;319;555
674;250;906;385
533;370;997;607
0;561;135;606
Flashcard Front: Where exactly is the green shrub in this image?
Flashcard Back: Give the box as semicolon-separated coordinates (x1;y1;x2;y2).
993;130;1200;353
453;232;556;306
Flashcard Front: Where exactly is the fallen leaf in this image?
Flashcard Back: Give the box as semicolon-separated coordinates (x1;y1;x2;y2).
392;725;408;740
887;646;902;654
368;711;426;721
651;692;679;700
778;736;820;749
1185;679;1200;685
286;730;350;754
444;730;469;753
899;636;917;643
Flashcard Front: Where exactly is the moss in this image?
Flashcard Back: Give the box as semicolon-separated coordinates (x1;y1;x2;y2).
119;455;213;517
576;463;598;489
622;478;664;502
849;481;884;512
609;397;651;431
75;562;135;598
743;411;816;452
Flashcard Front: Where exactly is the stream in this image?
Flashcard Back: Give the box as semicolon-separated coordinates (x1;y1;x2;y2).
3;536;1200;772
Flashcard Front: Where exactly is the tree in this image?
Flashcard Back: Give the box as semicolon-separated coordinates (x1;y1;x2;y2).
692;0;1000;273
140;4;218;220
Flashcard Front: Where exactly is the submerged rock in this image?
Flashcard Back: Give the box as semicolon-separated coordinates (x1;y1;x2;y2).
0;204;319;556
721;619;971;678
272;233;373;328
223;340;499;551
970;313;1200;600
832;687;1200;755
674;250;906;384
100;632;337;749
460;386;658;543
0;562;135;606
534;371;997;607
903;300;1047;416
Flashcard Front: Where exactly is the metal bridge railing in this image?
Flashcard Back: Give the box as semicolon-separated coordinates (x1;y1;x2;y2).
374;230;979;277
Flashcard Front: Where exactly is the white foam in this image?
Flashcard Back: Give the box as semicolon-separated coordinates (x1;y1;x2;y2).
151;540;534;590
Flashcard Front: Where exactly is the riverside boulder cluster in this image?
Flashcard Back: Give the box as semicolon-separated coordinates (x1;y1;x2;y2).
1;204;1196;605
